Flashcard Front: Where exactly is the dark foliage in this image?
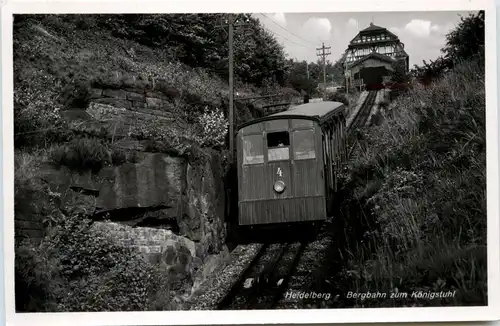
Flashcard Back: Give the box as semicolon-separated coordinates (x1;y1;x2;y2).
94;14;289;87
411;10;484;85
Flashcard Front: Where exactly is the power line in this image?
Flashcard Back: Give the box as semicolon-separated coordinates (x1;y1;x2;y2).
260;13;317;46
261;26;310;48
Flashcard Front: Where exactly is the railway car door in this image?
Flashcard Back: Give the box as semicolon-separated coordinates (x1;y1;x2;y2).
290;119;323;198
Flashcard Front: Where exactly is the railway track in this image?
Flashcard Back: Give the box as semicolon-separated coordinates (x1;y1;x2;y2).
346;90;378;158
218;242;307;310
216;92;379;311
348;90;377;131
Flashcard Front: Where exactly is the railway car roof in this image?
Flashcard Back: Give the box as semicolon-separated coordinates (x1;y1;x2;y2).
237;101;345;130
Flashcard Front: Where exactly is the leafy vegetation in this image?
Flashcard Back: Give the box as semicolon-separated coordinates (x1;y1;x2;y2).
411;11;484;85
334;10;486;307
15;213;175;312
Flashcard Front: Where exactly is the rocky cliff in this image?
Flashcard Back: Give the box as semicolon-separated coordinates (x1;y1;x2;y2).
16;87;231;298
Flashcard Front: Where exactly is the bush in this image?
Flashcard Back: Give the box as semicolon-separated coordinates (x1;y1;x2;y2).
49;137;110;173
324;91;349;106
13;71;68;148
15;239;64;312
196;107;228;148
16;214;157;312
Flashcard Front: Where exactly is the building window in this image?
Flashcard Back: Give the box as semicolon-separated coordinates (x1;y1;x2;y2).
293;129;316;160
243;134;264;165
267;131;290;161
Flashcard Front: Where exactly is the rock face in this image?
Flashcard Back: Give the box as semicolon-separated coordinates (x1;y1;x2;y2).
97;153;185;212
16;81;232;300
92;222;230;296
32;143;228;298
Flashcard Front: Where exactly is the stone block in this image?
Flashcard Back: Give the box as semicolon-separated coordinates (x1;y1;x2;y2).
131;100;147;109
149;245;162;253
147;252;162;264
145;91;169;101
127;91;145;102
93;98;131;109
96;153;185;211
145;97;166;110
89;88;103;99
102;89;128;100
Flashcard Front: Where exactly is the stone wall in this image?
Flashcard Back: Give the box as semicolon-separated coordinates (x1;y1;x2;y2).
89;87;180;112
92;222;230;297
14;182;51;241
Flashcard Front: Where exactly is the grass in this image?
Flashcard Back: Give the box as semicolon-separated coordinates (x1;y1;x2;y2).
334;57;486;307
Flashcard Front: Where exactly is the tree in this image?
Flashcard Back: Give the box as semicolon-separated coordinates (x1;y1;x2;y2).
442;10;484;64
389;60;410;84
412;10;484;85
95;14;289;87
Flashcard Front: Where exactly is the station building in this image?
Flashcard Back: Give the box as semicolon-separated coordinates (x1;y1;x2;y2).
343;22;409;90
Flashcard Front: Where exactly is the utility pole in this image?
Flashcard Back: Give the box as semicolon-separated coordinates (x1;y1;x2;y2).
316;42;331;88
306;61;309;80
216;14;251;164
228;15;234;164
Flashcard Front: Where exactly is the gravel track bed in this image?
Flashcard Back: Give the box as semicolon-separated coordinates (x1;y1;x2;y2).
254;242;304;309
185;243;264;310
274;236;333;309
223;243;286;310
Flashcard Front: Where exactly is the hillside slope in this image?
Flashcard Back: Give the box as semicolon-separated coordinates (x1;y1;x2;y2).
13;15;300;312
14;15;299;150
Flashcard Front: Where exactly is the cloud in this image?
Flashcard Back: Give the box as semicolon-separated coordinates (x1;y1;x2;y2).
347;18;358;29
403;19;454;38
270;12;286;26
386;19;459;67
301;17;332;42
429;22;455;35
404;19;433;38
389;27;401;34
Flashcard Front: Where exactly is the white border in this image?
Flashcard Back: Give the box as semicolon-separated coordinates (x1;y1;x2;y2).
3;0;499;325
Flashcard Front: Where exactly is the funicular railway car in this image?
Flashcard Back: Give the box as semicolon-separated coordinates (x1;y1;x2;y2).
235;101;348;238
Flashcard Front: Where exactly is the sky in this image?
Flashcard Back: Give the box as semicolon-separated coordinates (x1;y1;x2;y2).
252;11;475;68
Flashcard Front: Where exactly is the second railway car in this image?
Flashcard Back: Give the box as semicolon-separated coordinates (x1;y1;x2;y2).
236;101;348;233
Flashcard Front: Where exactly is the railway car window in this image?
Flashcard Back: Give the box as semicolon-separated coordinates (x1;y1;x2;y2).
267;131;290;161
265;120;289;131
293;129;316;160
292;119;314;128
242;135;264;165
241;123;264;135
